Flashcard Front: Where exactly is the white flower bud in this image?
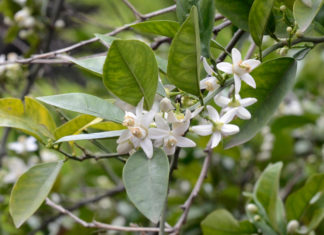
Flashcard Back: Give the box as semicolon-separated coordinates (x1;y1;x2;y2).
160;97;174;112
4;16;12;25
14;8;30;23
246;203;258;214
286;26;293;33
279;47;288;56
296;30;304;38
280;5;286;11
253;215;261;221
23;16;35;28
117;140;133;154
55;19;65;29
287;220;299;234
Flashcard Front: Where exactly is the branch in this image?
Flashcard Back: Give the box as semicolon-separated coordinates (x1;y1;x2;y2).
171;148;212;234
122;0;145;20
213;20;231;35
45;197;173;233
57;149;128;162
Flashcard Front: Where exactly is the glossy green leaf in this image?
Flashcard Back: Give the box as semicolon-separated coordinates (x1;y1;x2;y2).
225;58;297;149
214;0;253;31
198;0;215;57
95;33;118;46
37;93;124;124
201;209;256;235
253;162;286;234
176;0;199;24
248;0;275;46
54;114;101;140
131;20;180;37
55;130;124;143
308;208;324;231
67;55;106;76
103;40;158;109
271;114;317;132
0;97;56;143
155;55;168;74
90;121;125;131
286;173;324;220
167;6;202;97
123;148;169;223
294;0;323;32
9;161;63;228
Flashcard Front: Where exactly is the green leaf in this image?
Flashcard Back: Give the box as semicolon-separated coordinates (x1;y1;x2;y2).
167;6;202;97
89;121;125;131
123;148;169;223
198;0;215;57
103;40;158;109
37;93;124;124
308;208;324;231
271;114;317;133
176;0;199;24
9;161;63;228
225;58;297;149
95;33;118;46
214;0;253;31
155;55;168;74
131;20;180;37
55;130;124;143
286;173;324;220
66;55;106;77
0;97;56;143
253;162;286;234
294;0;324;32
201;209;256;235
248;0;275;46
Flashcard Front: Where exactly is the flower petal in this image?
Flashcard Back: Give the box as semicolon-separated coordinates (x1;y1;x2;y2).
140;138;153;159
192;124;213;136
148;128;169;139
200;78;208;89
173;122;189;136
216;62;233;74
209;132;221;149
164;145;176;155
191;106;204;119
176;136;196;148
220;109;235;123
241;73;256;88
136;98;144;117
221;124;239;135
240;97;257;107
214;94;231;107
207;105;220;121
155;114;169;131
203;57;215;75
232;48;242;65
242;59;260;71
117;129;131;144
117;141;133;154
237;107;251;119
234;74;241;94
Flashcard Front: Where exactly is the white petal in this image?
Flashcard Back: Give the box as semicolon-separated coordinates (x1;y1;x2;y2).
234;74;241;94
136;98;144;117
214;94;231;107
240;97;257;107
192;124;213;136
191;106;204;119
140;138;153;159
232;48;242;65
154;114;169;131
183;109;191;122
167;111;177;123
117;130;131;144
203;57;215;75
221;124;239;135
242;59;260;71
237;107;251;119
207;105;220;121
216;62;233;74
209;132;221;149
8;142;24;154
117;141;133;154
164;145;176;155
141;109;156;128
176;136;196;148
148;128;169;139
241;73;256;88
154;138;163;147
200;79;208;89
173;122;189;136
220;109;236;123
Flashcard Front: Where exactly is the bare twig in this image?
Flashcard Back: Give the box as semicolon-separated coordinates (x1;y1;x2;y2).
151;37;172;50
245;42;257;59
57;149;128;162
171;148;212;235
122;0;145;19
213;20;232;35
45;197;173;233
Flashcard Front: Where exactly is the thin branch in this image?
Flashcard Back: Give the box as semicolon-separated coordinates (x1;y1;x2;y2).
171;148;212;235
151;37;172;50
214;14;225;21
245;42;257;59
213;20;232;35
57;149;128;162
45;197;173;233
122;0;145;20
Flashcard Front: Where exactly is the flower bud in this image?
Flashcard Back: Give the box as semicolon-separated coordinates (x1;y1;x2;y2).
287;220;299;234
296;30;304;38
280;5;286;11
246;203;258;214
279;47;288;56
253;215;261;221
286;26;293;33
117;140;133;154
160;97;174;112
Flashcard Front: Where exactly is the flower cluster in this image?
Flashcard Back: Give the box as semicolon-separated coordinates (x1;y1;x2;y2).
117;98;201;159
192;48;260;149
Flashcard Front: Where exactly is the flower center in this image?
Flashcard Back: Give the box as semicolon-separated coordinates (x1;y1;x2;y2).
228;98;241;107
212;121;224;132
123;115;135;127
233;60;250;75
166;136;177;148
205;80;215;91
175;112;185;121
130;126;147;139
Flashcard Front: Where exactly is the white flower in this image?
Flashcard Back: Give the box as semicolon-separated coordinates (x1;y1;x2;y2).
117;99;156;159
200;58;220;92
192;106;239;149
217;48;260;93
14;7;31;26
167;107;204;130
214;94;257;120
2;157;28;183
8;136;38;154
149;114;196;155
160;97;174;112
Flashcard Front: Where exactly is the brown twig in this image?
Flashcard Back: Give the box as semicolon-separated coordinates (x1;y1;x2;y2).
213;20;232;35
122;0;145;20
57;149;128;162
